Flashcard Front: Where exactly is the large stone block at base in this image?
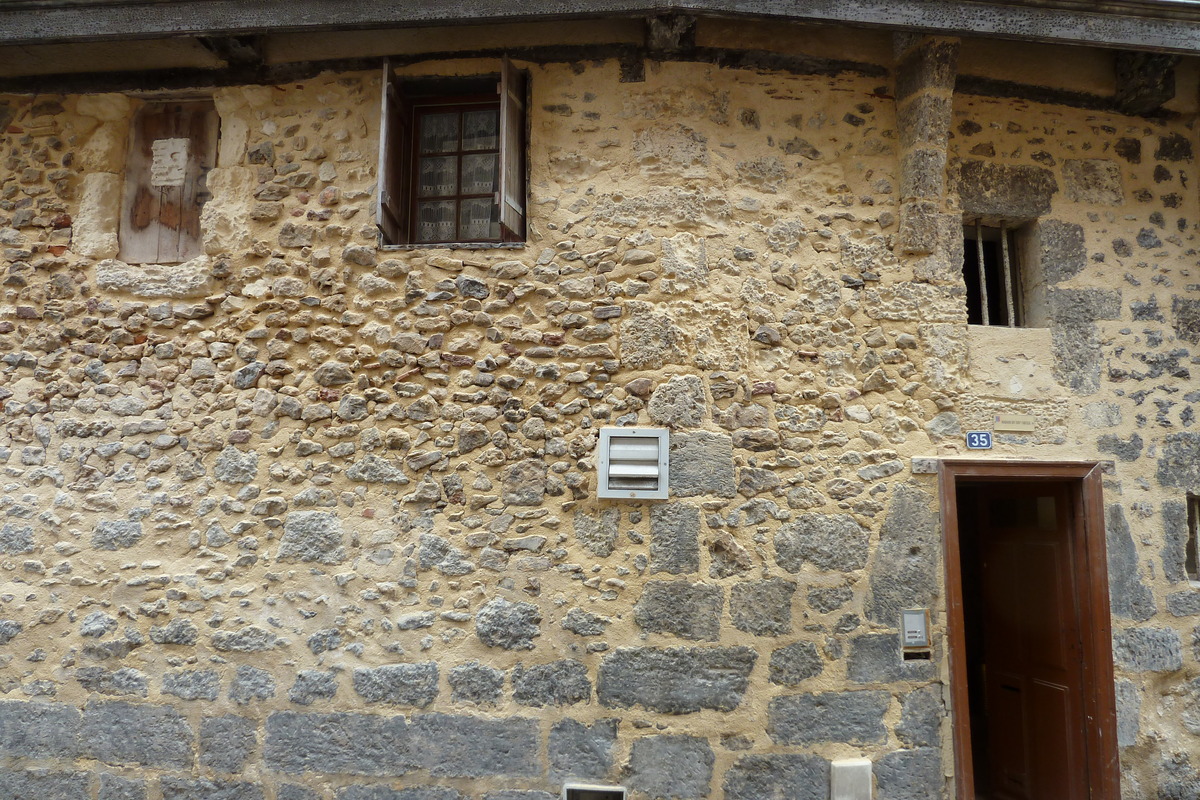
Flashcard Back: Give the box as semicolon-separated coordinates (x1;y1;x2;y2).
410;713;540;778
160;777;264;800
82;700;194;769
628;735;714;800
768;691;890;745
0;700;81;759
723;754;830;800
1113;627;1182;672
0;771;90;800
264;711;414;776
875;748;944;800
598;646;756;713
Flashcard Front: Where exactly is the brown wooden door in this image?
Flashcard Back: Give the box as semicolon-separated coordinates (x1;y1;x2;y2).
972;483;1087;800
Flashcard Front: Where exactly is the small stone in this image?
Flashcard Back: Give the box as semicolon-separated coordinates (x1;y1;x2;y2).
314;362;354;386
229;666;276;704
214;445;258;484
769;642;823;686
449;661;505;704
353;663;438;707
730;578;795;636
475;597;542;650
512;659;591;707
290;670;339;705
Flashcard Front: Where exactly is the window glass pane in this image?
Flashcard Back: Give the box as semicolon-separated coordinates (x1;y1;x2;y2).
461;153;498;195
418;156;458;197
459;198;499;241
462;109;499;151
417;200;456;242
419;112;459;153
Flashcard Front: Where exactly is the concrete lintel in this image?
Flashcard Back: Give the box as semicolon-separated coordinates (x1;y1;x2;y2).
6;0;1200;55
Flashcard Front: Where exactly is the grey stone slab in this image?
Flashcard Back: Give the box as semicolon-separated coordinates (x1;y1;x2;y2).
562;607;608;637
289;670;339;705
352;663;438;707
278;511;345;564
669;431;736;498
634;578;722;640
0;523;33;554
229;666;275;704
650;503;700;574
598;646;756;713
163;670;220;701
201;714;256;773
769;642;824;686
264;711;415;776
1162;499;1190;583
847;634;937;683
808;586;853;613
276;787;318;800
76;666;148;697
211;625;281;652
448;661;505;705
410;713;540;778
476;597;542;650
730;578;795;636
1038;220;1087;283
875;748;944;800
775;513;870;573
866;483;940;625
1114;678;1140;747
1158;433;1200;489
897;684;943;748
214;445;258;484
768;691;890;745
99;774;146;800
1063;158;1124;205
160;777;264;800
82;700;194;769
92;520;143;550
960;161;1056;217
573;509;619;558
549;718;618;783
502;459;547;505
0;700;81;758
723;753;829;800
1113;627;1183;671
337;788;463;800
512;659;591;707
0;771;89;800
647;375;707;428
1167;591;1200;616
628;735;714;800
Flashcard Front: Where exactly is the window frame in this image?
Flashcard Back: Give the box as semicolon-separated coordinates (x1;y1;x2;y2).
377;58;527;249
1186;494;1200;582
962;221;1024;327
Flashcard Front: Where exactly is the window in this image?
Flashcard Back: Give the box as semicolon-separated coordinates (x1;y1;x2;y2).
1187;494;1200;582
378;59;527;246
963;221;1022;326
120;99;218;264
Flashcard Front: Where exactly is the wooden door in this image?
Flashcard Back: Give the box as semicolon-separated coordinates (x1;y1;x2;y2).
971;483;1087;800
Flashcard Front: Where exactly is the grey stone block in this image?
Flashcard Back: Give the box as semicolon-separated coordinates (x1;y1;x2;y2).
875;748;943;800
92;520;143;550
502;458;548;506
277;786;319;800
775;513;870;573
1158;433;1200;489
0;523;33;553
337;788;463;800
1097;433;1143;462
214;445;259;484
648;375;708;428
1167;592;1200;616
150;619;199;646
628;735;714;800
1158;753;1200;800
897;685;943;748
484;793;556;800
345;453;409;484
730;578;795;636
229;666;275;704
1105;504;1157;621
353;663;438;707
201;715;256;774
82;700;194;769
265;711;415;776
476;597;542;650
160;777;263;800
410;713;540;778
279;511;345;564
634;580;723;640
1174;296;1200;344
0;700;81;758
769;642;824;686
307;628;343;654
1113;627;1182;671
808;586;853;613
1038;220;1086;283
598;646;756;713
512;659;591;707
768;691;890;745
1163;500;1190;583
723;753;829;800
574;509;619;558
549;718;617;783
1063;159;1124;205
99;774;146;800
847;634;937;683
0;619;22;645
1115;678;1140;747
76;666;148;697
448;661;504;705
562;607;609;637
650;503;700;574
866;483;939;625
289;670;338;705
212;625;281;653
163;670;220;701
0;771;89;800
959;161;1057;217
669;432;736;498
418;533;475;576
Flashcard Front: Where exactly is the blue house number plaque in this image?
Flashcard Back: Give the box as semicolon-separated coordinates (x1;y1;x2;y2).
965;431;993;449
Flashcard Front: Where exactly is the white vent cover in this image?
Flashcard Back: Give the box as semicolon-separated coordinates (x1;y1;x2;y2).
563;784;627;800
597;427;669;500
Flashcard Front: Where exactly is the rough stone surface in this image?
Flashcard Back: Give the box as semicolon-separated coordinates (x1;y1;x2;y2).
573;509;619;558
1113;627;1183;672
1107;504;1157;621
1039;219;1087;283
512;659;591;707
959;160;1057;217
767;691;890;744
448;661;505;705
730;578;795;636
0;700;81;759
200;715;256;774
92;520;144;550
1115;678;1140;747
289;670;339;705
548;718;617;782
1157;433;1200;488
775;513;870;572
866;483;939;624
634;580;723;640
847;634;937;683
722;754;829;800
99;774;146;800
768;642;824;686
598;646;756;713
352;664;439;707
0;771;90;800
82;700;194;769
897;684;943;748
159;777;264;800
279;511;346;564
213;445;258;484
409;714;539;778
669;432;736;498
650;502;700;574
628;735;714;800
264;711;414;776
648;375;708;428
229;666;275;705
874;748;944;800
475;597;542;650
163;670;220;701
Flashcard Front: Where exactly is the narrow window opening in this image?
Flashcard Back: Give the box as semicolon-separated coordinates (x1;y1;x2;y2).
1186;494;1200;581
963;221;1022;327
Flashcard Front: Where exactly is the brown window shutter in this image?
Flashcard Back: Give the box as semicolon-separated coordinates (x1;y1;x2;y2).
376;60;411;246
120;99;218;265
497;56;527;241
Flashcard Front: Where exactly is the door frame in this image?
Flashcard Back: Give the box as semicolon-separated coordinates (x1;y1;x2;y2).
938;460;1120;800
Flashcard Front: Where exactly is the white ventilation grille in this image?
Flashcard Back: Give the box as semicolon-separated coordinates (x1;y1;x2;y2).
563;784;627;800
597;427;669;500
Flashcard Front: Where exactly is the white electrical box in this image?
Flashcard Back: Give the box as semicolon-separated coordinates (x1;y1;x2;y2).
597;427;669;500
563;784;627;800
831;758;873;800
902;608;931;649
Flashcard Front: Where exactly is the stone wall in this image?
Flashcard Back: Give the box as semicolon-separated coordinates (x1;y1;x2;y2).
0;19;1197;800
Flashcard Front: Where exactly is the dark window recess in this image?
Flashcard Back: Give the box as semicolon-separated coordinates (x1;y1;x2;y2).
120;99;218;264
963;223;1021;326
563;787;626;800
378;59;527;246
1187;495;1200;581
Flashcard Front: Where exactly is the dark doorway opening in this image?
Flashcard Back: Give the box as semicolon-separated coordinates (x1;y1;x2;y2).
940;462;1119;800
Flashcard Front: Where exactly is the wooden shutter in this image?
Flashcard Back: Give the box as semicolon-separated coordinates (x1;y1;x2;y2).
377;59;411;245
498;56;527;241
119;99;217;265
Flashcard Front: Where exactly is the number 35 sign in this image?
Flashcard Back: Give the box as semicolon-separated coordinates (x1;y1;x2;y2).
966;431;993;449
